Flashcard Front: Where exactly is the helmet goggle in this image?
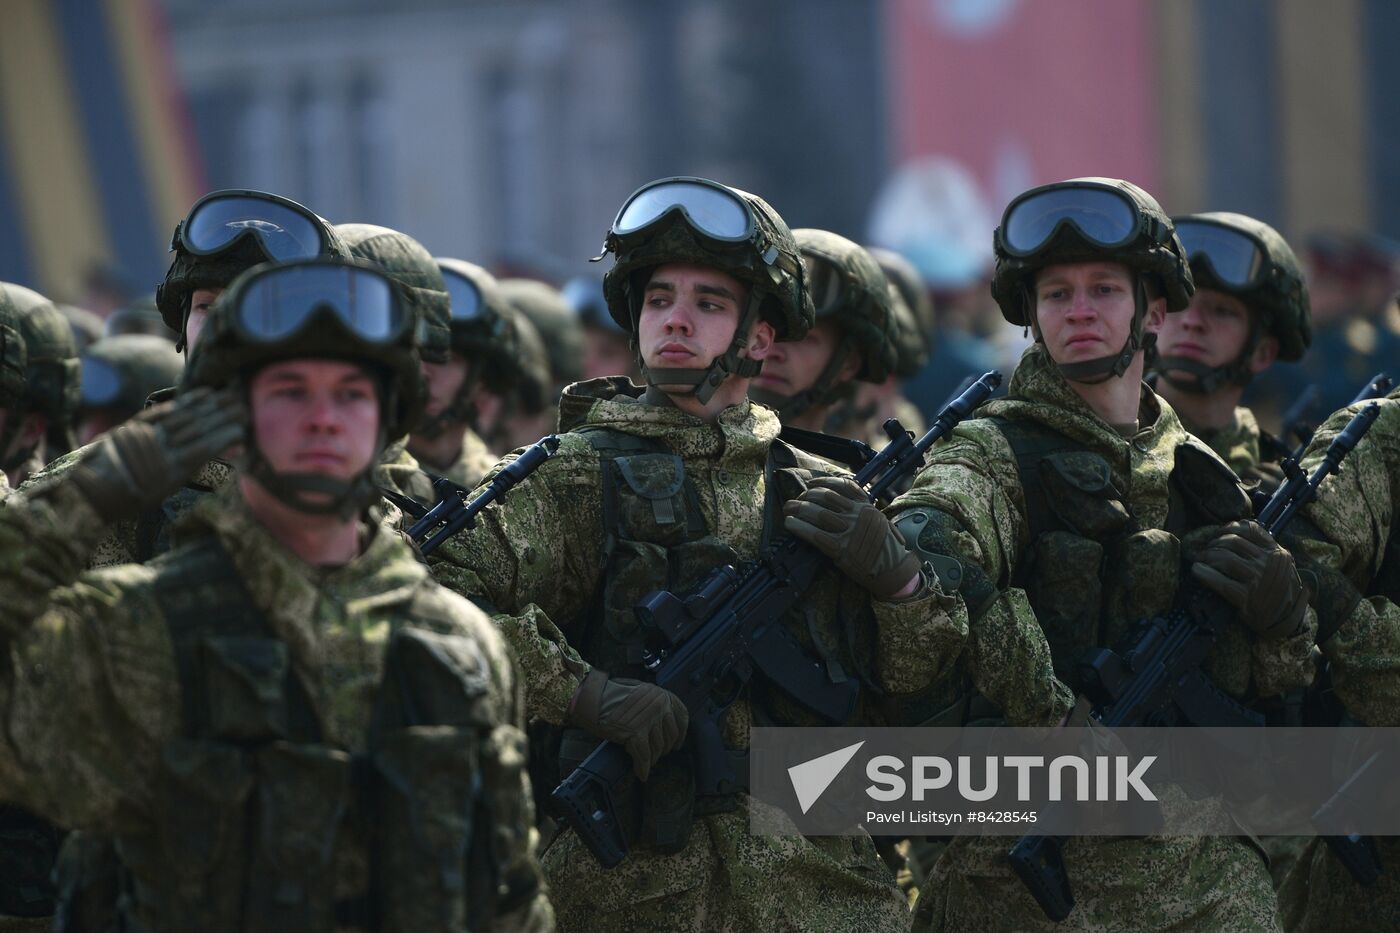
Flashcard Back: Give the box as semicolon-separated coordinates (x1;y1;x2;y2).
175;190;327;261
79;356;125;407
1175;219;1267;289
611;177;755;244
232;261;408;345
998;182;1164;258
440;268;486;322
802;252;854;317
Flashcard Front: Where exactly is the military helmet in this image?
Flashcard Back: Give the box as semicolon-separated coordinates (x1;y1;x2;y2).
57;303;104;354
885;285;930;378
0;287;28;409
157;190;346;345
435;258;521;394
79;334;184;418
794;229;898;383
106;297;179;341
867;246;935;357
184;258;425;441
562;275;623;334
500;303;552;415
335;223;452;365
991;177;1194;327
497;278;584;388
1172;212;1311;361
601;177;813;341
1;282;79;450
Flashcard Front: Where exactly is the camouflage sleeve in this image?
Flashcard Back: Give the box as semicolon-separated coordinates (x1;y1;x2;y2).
1295;400;1400;723
1249;606;1318;698
0;567;179;832
869;584;967;695
888;424;1075;726
0;476;110;623
13;445;140;569
428;438;603;723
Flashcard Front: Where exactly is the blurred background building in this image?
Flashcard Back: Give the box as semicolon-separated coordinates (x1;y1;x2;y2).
1;0;1397;346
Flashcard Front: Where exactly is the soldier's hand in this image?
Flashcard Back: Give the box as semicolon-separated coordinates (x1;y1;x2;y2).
783;476;921;600
1191;520;1308;640
70;387;247;522
567;669;689;782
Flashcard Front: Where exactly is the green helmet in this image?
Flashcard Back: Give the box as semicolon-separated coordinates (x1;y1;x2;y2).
497;278;584;388
57;303;104;354
157;190;347;348
752;229;896;420
867;245;936;374
184;258;424;517
601;176;814;403
0;288;29;410
106;297;179;341
991;177;1194;383
79;335;184;420
436;259;522;394
335;223;452;365
1;282;79;456
1154;212;1312;395
501;303;553;416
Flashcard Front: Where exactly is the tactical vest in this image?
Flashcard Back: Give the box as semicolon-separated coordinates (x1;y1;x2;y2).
58;536;523;933
901;416;1252;723
554;427;864;853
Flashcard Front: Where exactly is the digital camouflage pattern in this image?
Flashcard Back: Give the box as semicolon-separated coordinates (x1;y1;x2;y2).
430;377;961;931
1188;404;1285;493
1276;388;1400;932
0;478;551;931
888;343;1314;932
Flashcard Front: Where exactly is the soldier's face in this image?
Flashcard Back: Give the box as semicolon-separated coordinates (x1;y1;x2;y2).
186;288;223;350
421;352;471;419
1155;288;1277;381
638;263;769;386
247;360;381;492
1034;262;1164;367
753;319;858;396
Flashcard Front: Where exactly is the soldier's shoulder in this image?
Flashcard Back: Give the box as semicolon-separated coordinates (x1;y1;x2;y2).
403;578;518;684
15;442;94;492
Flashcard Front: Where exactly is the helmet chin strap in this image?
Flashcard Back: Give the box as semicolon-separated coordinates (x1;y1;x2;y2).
1035;279;1156;386
1151;323;1261;395
635;291;764;406
748;341;852;421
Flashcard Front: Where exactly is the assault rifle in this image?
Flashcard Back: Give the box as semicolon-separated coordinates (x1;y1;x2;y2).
550;372;1002;868
1009;403;1382;922
404;435;561;555
1285;373;1392;462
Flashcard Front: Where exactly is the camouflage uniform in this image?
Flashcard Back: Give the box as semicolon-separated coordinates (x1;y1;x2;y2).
430;378;958;932
1276;388;1400;932
0;282;80;482
0;479;549;931
895;344;1313;932
435;427;500;489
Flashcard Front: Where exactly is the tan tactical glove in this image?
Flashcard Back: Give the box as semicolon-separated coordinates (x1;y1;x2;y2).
783;476;922;599
1191;520;1308;640
70;387;247;523
567;669;689;781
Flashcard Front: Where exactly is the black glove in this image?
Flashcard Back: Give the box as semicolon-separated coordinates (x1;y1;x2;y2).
1191;520;1308;639
70;387;246;523
567;669;689;781
783;476;922;599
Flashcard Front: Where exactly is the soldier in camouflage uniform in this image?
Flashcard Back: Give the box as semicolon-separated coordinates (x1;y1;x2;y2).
405;259;518;489
0;257;551;931
748;228;898;436
75;334;184;446
431;176;961;932
885;178;1317;932
0;283;79;487
496;278;586;451
1274;386;1400;931
19;189;355;568
1150;213;1312;491
334;223;457;509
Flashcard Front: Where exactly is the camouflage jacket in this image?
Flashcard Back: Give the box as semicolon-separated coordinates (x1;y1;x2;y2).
1188;405;1285;492
19;434;432;569
1294;388;1400;725
889;344;1315;728
0;480;550;931
429;377;953;931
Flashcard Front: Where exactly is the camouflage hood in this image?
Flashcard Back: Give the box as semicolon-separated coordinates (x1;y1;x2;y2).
558;375;780;462
980;342;1185;454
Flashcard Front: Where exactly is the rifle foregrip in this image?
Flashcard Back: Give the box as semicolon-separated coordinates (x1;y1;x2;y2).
1008;834;1075;922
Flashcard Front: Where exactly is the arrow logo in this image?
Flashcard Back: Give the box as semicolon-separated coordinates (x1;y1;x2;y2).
788;741;865;814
